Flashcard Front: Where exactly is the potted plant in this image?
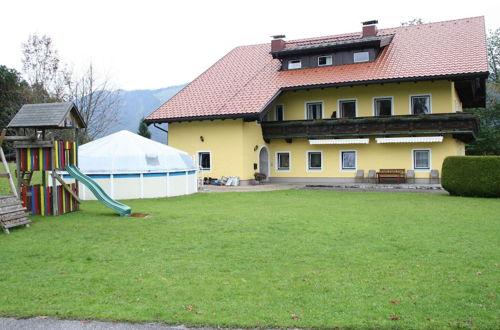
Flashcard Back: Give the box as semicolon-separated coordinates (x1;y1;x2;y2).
254;172;266;184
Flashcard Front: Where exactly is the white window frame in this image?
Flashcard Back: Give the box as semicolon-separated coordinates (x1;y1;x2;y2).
306;151;323;172
197;151;212;172
409;94;432;115
340;150;357;172
337;99;358;118
275;104;285;121
288;59;302;69
412;149;431;172
275;151;291;172
318;55;333;66
353;51;370;63
372;96;394;116
304;101;324;120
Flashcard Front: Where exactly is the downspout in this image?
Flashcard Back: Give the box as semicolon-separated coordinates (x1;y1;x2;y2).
152;123;168;144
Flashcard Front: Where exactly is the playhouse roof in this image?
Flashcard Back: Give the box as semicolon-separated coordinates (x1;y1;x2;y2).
8;102;86;129
78;130;196;174
146;16;488;123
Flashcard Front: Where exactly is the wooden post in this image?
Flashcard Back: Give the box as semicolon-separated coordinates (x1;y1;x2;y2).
15;149;21;195
0;129;5;146
51;143;58;216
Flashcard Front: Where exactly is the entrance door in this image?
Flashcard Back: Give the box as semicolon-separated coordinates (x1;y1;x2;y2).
259;146;269;180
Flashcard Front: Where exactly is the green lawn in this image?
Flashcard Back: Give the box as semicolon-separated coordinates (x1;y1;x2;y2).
0;190;498;328
0;162;42;195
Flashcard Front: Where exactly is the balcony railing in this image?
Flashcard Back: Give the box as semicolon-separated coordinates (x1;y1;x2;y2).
261;113;479;143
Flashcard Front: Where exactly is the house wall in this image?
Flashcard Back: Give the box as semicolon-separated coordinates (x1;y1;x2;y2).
168;120;464;181
242;121;267;179
168;119;245;178
268;80;453;120
267;134;464;180
169;119;269;181
167;80;466;183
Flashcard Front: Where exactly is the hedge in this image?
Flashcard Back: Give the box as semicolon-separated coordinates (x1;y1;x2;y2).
441;156;500;197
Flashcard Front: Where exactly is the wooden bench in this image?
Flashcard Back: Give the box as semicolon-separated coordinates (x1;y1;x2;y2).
377;169;406;184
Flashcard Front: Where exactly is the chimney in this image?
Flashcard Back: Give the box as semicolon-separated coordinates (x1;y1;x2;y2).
271;35;286;52
362;20;378;38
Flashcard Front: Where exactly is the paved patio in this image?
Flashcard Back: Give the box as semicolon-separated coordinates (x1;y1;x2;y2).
199;182;446;194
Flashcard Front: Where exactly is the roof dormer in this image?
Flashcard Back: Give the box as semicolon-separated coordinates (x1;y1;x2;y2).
271;20;393;70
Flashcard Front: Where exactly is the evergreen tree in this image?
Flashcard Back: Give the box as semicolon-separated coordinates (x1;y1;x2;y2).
137;118;151;139
0;65;29;152
465;28;500;155
466;86;500;155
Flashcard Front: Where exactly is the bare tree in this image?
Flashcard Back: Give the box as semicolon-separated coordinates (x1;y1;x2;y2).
21;34;71;102
21;33;121;142
70;63;122;143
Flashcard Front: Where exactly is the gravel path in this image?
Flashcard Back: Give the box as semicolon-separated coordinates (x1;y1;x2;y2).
0;317;190;330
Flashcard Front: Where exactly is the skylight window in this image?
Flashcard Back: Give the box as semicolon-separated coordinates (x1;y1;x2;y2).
318;55;332;66
288;59;302;69
353;51;369;63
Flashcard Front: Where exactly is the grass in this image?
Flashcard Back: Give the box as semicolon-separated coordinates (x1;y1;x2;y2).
0;189;499;328
0;162;42;195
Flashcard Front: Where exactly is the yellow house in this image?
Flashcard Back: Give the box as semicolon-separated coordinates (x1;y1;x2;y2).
146;17;488;184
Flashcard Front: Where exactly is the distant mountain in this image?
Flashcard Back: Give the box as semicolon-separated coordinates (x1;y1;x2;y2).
106;84;186;143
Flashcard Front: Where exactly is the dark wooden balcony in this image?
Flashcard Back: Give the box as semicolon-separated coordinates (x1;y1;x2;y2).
261;113;479;143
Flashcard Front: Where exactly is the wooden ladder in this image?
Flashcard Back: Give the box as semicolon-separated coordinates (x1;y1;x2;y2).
0;129;31;234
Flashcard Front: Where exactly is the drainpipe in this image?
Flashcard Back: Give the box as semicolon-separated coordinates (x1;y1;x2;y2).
152;123;168;144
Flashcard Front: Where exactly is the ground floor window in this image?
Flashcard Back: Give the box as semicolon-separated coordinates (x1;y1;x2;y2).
307;151;322;171
197;151;211;171
413;149;430;170
341;150;356;170
276;152;290;171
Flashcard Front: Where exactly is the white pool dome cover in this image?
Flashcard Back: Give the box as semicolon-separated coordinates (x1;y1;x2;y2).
79;130;196;174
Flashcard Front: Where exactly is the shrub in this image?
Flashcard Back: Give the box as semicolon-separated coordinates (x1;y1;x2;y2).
441;156;500;197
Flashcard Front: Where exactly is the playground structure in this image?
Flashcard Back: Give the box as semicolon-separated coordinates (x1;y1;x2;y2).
0;102;131;233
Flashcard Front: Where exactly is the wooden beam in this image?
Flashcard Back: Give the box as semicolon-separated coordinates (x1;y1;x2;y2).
52;172;81;203
0;129;6;147
3;136;32;141
0;147;18;198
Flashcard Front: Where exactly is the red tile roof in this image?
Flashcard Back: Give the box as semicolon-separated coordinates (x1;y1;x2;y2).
147;17;488;122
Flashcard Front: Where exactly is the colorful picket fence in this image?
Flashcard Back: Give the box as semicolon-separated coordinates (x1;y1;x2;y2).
18;140;77;171
21;184;79;216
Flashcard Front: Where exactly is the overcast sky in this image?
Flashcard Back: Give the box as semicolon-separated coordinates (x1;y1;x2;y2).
1;0;499;91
